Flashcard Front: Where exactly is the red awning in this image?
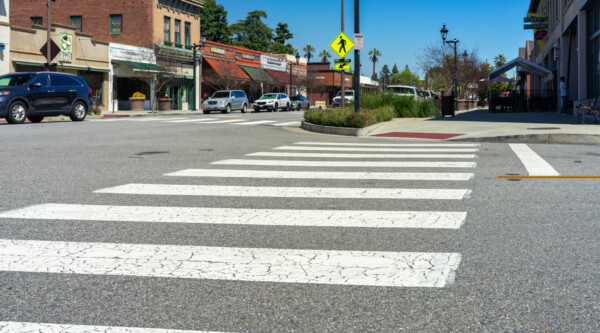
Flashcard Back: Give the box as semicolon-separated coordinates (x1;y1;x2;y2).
265;69;290;85
204;57;250;81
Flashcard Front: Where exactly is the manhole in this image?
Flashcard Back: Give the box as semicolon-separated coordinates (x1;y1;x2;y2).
527;127;561;130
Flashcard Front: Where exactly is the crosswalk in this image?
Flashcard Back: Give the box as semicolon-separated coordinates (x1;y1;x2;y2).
99;116;301;127
0;140;480;331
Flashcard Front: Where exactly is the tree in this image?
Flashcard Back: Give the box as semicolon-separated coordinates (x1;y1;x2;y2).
135;50;179;113
319;49;332;63
494;54;507;68
392;64;399;74
271;22;294;54
200;0;230;43
368;48;382;80
392;65;419;86
230;10;273;52
303;44;316;63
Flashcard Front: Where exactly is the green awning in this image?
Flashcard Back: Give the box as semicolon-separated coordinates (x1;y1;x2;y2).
14;60;110;72
113;60;159;71
239;65;278;84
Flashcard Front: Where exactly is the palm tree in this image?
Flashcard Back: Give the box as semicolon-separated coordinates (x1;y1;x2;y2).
368;48;382;79
493;54;507;68
318;50;332;63
303;44;316;63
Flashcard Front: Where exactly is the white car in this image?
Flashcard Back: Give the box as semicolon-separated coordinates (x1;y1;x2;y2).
385;85;423;101
332;90;355;107
253;93;291;112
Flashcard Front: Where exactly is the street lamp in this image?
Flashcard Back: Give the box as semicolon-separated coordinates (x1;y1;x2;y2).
192;31;208;111
289;51;300;97
441;24;459;110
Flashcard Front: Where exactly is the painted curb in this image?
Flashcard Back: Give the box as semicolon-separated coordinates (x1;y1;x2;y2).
301;121;383;137
449;133;600;145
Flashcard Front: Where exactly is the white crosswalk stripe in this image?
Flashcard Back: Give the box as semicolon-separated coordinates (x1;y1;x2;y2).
295;142;481;147
0;321;223;333
268;121;302;127
213;159;476;168
232;120;277;125
274;146;480;152
247;152;477;159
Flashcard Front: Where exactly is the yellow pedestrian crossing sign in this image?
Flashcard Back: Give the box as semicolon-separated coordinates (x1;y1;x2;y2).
330;32;354;59
334;60;351;71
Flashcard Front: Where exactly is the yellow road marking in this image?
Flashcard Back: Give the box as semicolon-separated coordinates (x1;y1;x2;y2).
498;175;600;180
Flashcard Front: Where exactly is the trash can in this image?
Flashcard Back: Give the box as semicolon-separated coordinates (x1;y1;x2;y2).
441;95;455;117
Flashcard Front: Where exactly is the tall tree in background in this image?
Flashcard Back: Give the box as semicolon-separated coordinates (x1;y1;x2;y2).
392;64;399;74
494;54;507;68
380;64;391;87
271;22;294;54
319;50;331;63
200;0;230;43
303;44;316;63
230;10;273;52
368;48;382;80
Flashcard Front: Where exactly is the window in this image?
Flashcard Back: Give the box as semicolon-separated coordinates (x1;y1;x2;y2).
0;74;35;86
164;17;171;44
174;19;181;46
70;16;82;32
50;75;80;87
110;14;122;34
31;75;50;87
185;22;191;46
31;17;42;25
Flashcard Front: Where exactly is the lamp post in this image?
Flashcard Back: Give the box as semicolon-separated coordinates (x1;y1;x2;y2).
461;50;468;98
289;52;300;97
192;31;208;111
441;24;459;111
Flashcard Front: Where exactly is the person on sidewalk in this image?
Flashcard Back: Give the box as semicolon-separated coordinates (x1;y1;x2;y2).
560;77;568;115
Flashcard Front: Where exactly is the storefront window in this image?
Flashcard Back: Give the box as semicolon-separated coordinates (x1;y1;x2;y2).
110;14;122;34
31;17;42;25
70;16;82;32
588;0;600;98
164;17;171;45
185;22;191;47
174;20;181;46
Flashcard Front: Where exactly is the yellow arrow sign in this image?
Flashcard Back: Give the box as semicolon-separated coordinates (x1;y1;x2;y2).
329;32;354;59
334;61;351;71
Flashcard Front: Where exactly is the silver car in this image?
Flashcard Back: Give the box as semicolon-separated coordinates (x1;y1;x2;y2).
202;90;249;114
290;95;310;111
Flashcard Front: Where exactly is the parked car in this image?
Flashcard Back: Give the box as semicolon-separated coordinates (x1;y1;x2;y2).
420;90;434;101
253;93;291;112
202;90;248;114
290;95;310;110
385;85;422;101
0;72;92;124
332;90;355;107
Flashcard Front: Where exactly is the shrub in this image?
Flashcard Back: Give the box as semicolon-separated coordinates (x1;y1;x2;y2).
132;92;146;98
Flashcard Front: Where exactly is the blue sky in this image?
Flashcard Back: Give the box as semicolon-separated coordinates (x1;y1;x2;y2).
221;0;532;78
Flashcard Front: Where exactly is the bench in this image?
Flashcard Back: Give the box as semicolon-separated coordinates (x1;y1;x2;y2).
576;95;600;124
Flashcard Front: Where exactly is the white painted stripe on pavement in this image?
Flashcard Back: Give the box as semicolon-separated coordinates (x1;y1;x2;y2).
135;117;187;122
0;204;468;229
212;159;476;168
0;322;221;333
269;121;301;127
232;120;276;125
191;118;220;122
275;146;479;152
0;240;462;287
247;152;477;159
509;144;560;176
295;142;480;147
166;119;212;123
201;119;246;124
94;184;471;200
165;169;475;181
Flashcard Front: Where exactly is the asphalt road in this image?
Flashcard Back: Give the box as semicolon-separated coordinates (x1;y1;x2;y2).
0;110;599;332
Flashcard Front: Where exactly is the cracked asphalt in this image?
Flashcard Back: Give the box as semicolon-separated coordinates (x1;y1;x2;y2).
0;112;599;332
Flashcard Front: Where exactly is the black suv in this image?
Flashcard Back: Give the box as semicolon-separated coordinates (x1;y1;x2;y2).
0;72;93;124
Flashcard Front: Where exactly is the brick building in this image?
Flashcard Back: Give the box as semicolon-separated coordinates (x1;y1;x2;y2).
10;0;205;111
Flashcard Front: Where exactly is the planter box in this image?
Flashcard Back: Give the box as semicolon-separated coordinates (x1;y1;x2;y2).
158;98;172;111
129;97;146;111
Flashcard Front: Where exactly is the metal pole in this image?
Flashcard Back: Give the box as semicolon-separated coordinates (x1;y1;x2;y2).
289;63;293;96
453;41;458;112
340;0;345;108
354;0;360;113
46;0;51;70
192;45;197;110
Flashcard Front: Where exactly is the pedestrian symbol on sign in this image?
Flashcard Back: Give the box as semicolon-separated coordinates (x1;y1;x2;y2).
329;32;354;59
338;37;347;54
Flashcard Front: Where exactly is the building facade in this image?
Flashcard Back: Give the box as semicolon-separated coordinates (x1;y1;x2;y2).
10;0;205;111
0;0;9;75
528;0;600;112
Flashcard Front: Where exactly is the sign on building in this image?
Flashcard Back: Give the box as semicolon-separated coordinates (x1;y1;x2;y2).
58;32;72;63
261;54;287;72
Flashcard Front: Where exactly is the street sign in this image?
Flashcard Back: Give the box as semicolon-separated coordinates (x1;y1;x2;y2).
524;23;548;30
39;40;60;62
334;60;351;71
329;32;354;59
354;33;364;50
534;30;548;40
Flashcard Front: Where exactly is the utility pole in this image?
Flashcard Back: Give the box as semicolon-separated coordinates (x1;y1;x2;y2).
340;0;345;108
46;0;52;70
353;0;360;113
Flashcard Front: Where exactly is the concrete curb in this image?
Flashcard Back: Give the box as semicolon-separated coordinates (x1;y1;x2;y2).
450;133;600;145
301;121;384;137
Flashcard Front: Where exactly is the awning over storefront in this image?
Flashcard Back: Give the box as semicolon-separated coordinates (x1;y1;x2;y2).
154;43;200;62
14;60;110;72
489;57;553;81
265;69;290;85
204;57;250;81
239;65;278;84
113;60;159;71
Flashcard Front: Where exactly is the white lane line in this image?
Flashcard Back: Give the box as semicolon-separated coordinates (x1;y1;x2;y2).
212;159;476;168
134;117;187;122
192;118;220;122
269;121;301;127
0;204;468;229
166;119;213;123
509;144;560;176
275;146;479;152
232;120;276;125
295;142;480;147
201;119;246;124
165;169;475;181
94;184;471;200
247;152;477;159
0;322;222;333
0;240;462;287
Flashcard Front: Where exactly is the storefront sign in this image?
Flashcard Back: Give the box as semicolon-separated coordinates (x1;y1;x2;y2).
524;17;547;22
524;24;548;30
211;47;225;55
526;12;548;52
261;54;287;72
110;44;155;63
58;32;73;63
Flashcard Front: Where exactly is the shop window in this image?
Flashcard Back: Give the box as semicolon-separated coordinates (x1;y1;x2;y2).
164;17;171;45
31;17;42;25
110;14;122;34
174;20;181;46
185;22;191;47
70;16;82;32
